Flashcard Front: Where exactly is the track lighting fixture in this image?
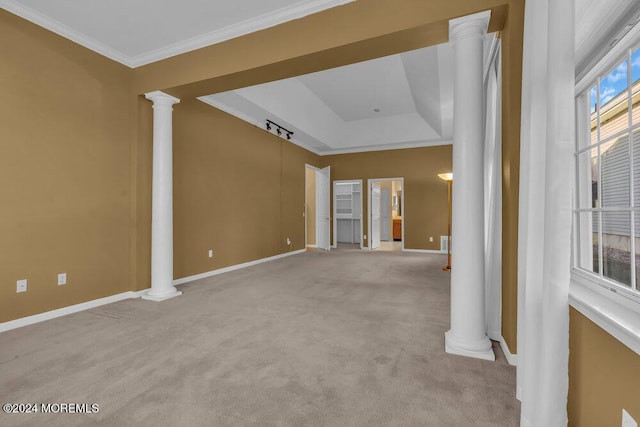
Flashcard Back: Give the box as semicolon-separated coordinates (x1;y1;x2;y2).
265;120;294;141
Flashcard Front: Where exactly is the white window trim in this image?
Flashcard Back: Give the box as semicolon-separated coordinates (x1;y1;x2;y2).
570;272;640;356
571;18;640;356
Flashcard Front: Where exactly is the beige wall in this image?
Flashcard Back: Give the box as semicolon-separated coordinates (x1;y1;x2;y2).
568;308;640;426
305;168;317;246
324;146;452;251
501;0;525;354
4;6;640;427
0;10;138;322
172;99;320;279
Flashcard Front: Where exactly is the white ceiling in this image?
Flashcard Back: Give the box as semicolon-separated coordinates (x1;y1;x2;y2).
201;42;457;155
0;0;354;67
4;0;639;155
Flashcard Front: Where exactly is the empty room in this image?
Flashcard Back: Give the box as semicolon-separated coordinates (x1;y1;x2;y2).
1;1;639;426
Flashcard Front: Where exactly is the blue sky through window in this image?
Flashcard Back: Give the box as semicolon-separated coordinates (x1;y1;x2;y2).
590;50;640;113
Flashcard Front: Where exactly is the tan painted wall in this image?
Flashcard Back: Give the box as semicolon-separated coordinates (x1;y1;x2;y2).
0;10;137;322
128;0;521;354
305;168;316;246
501;0;525;354
4;8;640;427
568;308;640;426
132;2;509;98
172;99;320;279
324;146;452;251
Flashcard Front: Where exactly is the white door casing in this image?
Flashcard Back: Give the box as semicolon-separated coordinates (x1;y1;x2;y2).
316;166;331;251
381;187;390;241
371;181;381;250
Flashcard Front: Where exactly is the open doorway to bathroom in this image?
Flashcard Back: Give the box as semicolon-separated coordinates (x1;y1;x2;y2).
368;178;404;252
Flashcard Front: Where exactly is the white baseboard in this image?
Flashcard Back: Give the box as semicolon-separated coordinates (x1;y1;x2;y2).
0;249;308;333
402;249;447;254
307;244;318;248
173;249;306;286
0;289;150;333
499;335;518;366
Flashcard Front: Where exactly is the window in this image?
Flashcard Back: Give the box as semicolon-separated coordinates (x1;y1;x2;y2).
574;45;640;303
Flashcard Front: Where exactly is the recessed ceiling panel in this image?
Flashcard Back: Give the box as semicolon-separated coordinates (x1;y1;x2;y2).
297;54;417;122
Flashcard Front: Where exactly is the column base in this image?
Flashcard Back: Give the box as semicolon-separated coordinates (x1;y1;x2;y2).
445;330;495;361
141;289;182;302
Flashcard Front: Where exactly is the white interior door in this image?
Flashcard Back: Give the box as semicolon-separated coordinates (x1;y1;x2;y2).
381;188;390;241
316;166;331;251
371;182;381;250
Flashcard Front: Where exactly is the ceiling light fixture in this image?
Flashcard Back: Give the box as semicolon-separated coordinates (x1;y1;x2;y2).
265;120;294;141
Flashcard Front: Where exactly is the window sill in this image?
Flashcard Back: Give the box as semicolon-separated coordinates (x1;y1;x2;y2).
569;273;640;356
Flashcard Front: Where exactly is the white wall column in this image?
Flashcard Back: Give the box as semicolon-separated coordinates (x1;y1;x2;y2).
445;11;495;361
142;91;182;302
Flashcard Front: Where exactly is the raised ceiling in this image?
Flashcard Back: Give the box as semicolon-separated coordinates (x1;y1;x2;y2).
201;42;458;155
0;0;354;67
2;0;635;155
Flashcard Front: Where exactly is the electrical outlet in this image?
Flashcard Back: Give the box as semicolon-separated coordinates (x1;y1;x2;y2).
429;236;434;242
623;409;637;427
16;279;27;293
208;249;213;258
364;235;367;240
58;273;67;286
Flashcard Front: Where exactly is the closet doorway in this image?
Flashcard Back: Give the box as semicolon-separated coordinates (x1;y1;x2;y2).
333;180;363;250
368;178;404;252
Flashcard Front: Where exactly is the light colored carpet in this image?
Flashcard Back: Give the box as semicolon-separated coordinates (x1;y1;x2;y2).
0;248;519;426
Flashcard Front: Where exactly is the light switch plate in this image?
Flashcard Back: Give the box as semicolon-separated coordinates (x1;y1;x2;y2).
58;273;67;285
623;409;637;427
17;279;27;293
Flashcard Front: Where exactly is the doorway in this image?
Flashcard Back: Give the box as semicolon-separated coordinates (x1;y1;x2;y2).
305;164;331;251
333;180;363;250
368;178;404;252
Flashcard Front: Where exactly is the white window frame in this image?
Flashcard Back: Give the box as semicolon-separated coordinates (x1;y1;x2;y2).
572;22;640;355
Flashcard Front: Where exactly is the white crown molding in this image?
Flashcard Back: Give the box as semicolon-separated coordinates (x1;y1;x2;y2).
198;95;325;156
199;96;262;130
1;0;355;68
319;139;452;155
129;0;356;67
0;0;133;66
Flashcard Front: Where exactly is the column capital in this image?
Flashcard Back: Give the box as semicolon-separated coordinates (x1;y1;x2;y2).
144;90;180;107
449;10;491;42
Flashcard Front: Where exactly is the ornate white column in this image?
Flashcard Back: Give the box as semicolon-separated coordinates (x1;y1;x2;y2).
142;91;182;301
445;11;495;361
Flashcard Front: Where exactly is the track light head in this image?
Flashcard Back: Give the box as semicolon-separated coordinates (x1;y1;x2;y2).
277;128;282;136
286;133;291;140
266;122;271;131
